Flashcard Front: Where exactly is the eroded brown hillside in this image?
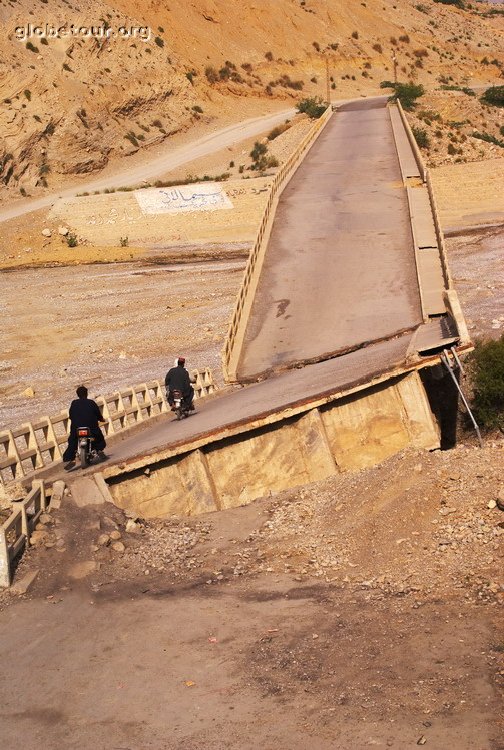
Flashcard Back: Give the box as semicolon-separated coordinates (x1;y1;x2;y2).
0;0;503;198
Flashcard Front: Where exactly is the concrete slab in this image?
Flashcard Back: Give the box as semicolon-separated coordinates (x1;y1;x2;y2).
235;99;424;381
70;477;106;507
48;480;65;512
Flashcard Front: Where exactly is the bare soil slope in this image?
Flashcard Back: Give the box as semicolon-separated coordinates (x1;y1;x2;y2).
1;441;502;749
1;0;503;201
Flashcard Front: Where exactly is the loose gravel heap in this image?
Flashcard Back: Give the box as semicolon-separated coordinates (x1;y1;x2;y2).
72;441;504;609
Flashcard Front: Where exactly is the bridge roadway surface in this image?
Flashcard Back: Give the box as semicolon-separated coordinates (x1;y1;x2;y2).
38;334;414;485
236;97;424;382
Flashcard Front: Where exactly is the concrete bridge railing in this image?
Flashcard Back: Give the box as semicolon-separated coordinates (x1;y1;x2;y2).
396;100;452;291
222;106;333;383
395;101;469;343
0;479;47;587
0;369;216;486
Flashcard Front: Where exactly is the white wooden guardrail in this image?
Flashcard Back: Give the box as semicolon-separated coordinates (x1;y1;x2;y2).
0;479;46;587
0;369;215;486
222;106;333;383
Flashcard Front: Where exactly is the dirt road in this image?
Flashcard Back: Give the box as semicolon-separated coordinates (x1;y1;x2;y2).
0;109;295;224
0;445;502;749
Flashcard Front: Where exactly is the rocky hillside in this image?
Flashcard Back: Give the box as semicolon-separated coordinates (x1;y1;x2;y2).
0;0;503;196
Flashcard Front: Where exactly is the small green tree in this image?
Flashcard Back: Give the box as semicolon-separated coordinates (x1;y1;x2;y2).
467;335;504;431
386;82;425;110
412;126;430;149
481;85;504;108
296;96;326;118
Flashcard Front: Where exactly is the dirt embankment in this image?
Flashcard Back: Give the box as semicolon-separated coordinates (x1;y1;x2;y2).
1;440;502;749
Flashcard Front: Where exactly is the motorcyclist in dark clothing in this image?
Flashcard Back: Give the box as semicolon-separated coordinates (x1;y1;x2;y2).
165;357;195;410
63;385;107;469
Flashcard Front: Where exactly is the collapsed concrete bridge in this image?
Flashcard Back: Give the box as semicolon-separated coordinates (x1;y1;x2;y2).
4;96;470;519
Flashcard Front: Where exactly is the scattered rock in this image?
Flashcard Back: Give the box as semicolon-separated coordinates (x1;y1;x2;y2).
41;228;52;237
22;387;35;398
29;529;48;546
10;569;39;595
97;533;110;547
58;226;70;236
110;530;122;541
68;561;98;579
111;541;125;553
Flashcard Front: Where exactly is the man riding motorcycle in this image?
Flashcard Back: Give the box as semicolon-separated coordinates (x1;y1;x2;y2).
164;357;195;411
62;385;107;470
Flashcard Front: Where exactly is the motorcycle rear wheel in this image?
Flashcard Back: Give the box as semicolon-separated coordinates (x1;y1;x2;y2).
79;444;88;469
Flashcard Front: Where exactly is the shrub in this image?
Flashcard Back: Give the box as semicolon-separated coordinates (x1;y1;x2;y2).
267;123;289;140
412;126;430;149
124;132;139;147
386;81;425;110
205;66;219;84
66;233;78;248
433;0;464;6
186;71;196;84
265;51;274;61
62;63;72;72
351;31;359;39
250;141;267;164
24;89;31;101
467;335;504;431
312;41;320;52
481;86;504;107
20;187;27;196
472;131;504;148
41;38;48;46
372;43;383;53
154;36;164;48
192;105;203;113
296;96;326;118
399;34;410;43
26;42;39;53
447;143;457;154
120;236;129;247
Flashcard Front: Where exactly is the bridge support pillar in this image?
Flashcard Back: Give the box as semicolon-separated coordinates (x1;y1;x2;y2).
295;408;339;482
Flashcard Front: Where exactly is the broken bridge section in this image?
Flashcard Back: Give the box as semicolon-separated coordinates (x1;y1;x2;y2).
225;97;468;383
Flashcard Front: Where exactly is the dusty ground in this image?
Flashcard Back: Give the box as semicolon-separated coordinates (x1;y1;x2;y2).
0;258;245;430
0;443;502;749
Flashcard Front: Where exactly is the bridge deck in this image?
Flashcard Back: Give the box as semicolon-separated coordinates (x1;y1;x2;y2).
236;98;424;382
32;334;420;487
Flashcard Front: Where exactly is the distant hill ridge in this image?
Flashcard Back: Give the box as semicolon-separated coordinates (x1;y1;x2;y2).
0;0;502;196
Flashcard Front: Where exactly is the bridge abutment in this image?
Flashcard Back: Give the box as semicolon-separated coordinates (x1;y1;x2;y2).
105;370;439;519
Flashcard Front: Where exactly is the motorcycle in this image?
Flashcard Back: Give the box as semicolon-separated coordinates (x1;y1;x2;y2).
170;389;192;421
76;426;99;468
